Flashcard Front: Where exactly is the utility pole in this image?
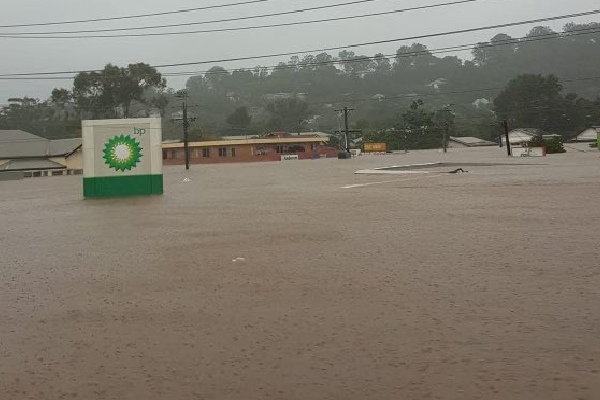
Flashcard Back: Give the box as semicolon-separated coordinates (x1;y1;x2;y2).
334;107;361;155
182;100;190;170
175;90;195;170
437;105;454;154
443;123;449;154
503;119;512;157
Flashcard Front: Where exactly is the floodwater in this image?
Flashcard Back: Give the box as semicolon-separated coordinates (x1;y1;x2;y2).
1;147;599;400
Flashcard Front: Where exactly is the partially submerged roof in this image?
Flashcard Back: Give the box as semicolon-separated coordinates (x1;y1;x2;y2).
48;138;82;156
163;136;329;149
510;128;550;137
575;127;600;141
0;129;43;142
220;135;261;140
0;130;81;159
0;159;66;171
449;136;497;147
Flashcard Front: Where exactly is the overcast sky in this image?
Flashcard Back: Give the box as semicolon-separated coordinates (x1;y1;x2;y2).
0;0;598;101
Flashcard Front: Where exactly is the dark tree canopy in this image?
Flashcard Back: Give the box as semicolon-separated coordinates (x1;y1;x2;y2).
73;63;166;118
226;106;252;129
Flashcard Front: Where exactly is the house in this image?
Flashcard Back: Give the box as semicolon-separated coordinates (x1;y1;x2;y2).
162;136;337;165
472;98;491;108
448;136;497;148
500;128;558;146
0;130;82;177
573;126;599;142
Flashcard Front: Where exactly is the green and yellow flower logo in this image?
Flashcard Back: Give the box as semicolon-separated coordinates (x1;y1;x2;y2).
103;135;143;172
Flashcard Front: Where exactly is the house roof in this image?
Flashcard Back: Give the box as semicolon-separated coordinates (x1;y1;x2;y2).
0;159;66;171
0;129;43;142
0;130;81;159
220;135;261;140
575;127;600;141
449;136;497;147
162;137;329;149
510;128;550;137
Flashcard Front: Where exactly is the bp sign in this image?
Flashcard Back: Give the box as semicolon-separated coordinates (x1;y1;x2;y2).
82;118;163;198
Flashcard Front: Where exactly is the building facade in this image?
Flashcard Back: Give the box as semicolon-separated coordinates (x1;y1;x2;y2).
162;137;337;166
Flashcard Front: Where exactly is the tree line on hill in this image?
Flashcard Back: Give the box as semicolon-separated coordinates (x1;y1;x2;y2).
1;22;599;148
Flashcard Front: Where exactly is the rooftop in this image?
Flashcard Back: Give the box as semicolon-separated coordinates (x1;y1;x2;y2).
449;136;497;147
162;136;329;149
0;130;82;159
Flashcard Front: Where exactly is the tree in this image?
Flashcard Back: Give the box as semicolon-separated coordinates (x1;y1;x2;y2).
399;100;438;149
472;34;516;66
266;99;310;132
372;53;392;73
226;106;252;130
50;88;72;106
72;63;166;118
494;74;564;131
205;66;228;89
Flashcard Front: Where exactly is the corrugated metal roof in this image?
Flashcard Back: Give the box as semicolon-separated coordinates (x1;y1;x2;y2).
449;136;496;146
1;159;66;171
0;130;81;159
48;138;82;156
0;130;43;142
576;128;600;141
0;140;49;158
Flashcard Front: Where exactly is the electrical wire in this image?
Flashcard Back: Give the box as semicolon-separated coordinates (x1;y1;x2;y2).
0;24;598;80
0;0;392;35
160;26;600;77
0;0;498;39
0;0;284;28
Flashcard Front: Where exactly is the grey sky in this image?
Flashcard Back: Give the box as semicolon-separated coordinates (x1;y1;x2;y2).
1;0;598;101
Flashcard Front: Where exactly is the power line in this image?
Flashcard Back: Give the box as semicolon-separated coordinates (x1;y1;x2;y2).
0;0;389;35
0;0;284;28
0;0;498;39
1;24;598;80
160;26;600;77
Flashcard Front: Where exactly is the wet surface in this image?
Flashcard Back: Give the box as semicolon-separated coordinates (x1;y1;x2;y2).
1;147;599;400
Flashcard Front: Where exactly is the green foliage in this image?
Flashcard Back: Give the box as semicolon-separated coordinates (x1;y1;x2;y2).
266;99;310;133
73;63;166;118
528;135;567;154
494;74;599;137
361;100;443;150
226;106;252;129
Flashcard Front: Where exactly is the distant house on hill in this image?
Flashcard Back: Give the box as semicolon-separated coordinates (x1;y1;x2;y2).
573;126;599;142
448;136;497;148
0;130;82;177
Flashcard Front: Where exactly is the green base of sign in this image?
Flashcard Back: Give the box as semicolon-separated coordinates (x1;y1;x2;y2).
83;174;163;198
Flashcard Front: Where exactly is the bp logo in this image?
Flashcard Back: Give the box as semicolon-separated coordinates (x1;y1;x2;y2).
103;135;143;172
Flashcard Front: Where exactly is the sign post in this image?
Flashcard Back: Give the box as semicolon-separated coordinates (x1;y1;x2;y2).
82;118;163;198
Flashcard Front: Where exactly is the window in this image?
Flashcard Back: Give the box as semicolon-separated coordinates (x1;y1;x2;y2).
162;150;168;160
311;143;318;151
231;148;236;157
219;147;227;157
202;148;210;158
